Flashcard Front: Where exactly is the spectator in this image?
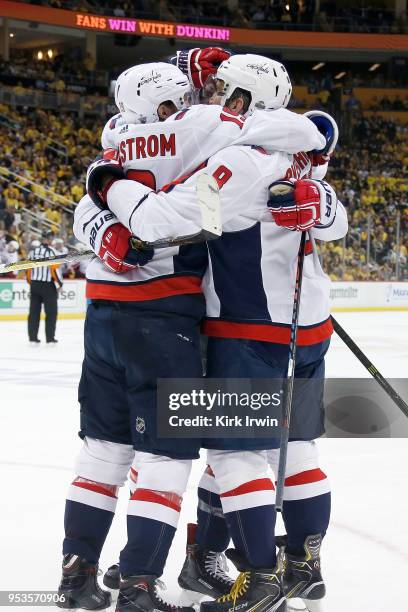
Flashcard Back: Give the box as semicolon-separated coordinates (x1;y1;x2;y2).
0;238;19;278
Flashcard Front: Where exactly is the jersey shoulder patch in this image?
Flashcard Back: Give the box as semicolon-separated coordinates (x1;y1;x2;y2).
174;109;190;121
109;114;122;129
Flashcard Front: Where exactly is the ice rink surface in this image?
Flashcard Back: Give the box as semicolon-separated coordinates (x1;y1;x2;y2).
0;311;407;611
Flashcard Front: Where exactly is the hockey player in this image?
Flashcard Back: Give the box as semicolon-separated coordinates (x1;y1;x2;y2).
98;55;339;610
78;57;325;299
58;63;203;612
85;116;346;612
176;58;339;612
98;47;232;149
59;57;328;611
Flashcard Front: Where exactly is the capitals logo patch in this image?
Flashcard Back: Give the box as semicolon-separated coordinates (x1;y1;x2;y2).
247;63;270;75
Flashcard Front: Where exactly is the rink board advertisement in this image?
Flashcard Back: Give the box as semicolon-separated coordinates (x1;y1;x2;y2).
0;279;86;319
329;282;408;311
0;280;407;319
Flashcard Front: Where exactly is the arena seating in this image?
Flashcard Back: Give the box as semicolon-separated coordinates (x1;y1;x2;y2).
23;0;408;33
0;54;406;281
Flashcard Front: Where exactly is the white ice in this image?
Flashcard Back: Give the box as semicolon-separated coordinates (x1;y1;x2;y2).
0;312;407;612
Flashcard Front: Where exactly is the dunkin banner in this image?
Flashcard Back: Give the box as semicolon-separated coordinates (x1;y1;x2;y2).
1;1;407;49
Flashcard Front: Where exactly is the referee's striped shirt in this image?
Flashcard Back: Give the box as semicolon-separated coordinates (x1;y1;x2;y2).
27;245;63;285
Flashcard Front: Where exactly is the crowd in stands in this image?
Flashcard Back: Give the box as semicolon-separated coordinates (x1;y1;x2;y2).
25;0;408;33
296;69;408;93
0;231;19;274
0;49;105;96
0;55;406;281
3;48;407;113
0;102;100;269
324;116;408;280
369;95;408;112
2;50;407;121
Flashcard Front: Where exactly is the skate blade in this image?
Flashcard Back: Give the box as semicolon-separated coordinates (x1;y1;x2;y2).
302;599;326;612
104;587;118;604
178;589;209;608
287;597;326;612
287;598;308;611
287;597;327;612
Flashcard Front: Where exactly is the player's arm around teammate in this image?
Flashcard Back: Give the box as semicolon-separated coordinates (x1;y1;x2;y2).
85;142;346;247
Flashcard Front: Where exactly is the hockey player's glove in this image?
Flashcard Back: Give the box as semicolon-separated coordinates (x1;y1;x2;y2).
99;223;154;274
176;47;231;89
86;152;124;210
268;179;337;232
304;110;339;166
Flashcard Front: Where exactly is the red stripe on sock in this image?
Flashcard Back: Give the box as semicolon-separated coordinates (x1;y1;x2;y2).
130;489;181;512
72;480;117;498
220;478;275;498
129;467;138;483
284;469;327;487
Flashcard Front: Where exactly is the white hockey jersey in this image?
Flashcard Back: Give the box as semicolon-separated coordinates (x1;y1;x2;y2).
102;104;326;188
74;105;326;303
101;113;126;149
105;145;348;344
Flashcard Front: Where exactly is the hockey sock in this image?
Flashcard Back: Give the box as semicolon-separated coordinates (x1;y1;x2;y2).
219;477;277;568
282;468;331;556
129;466;138;496
120;488;181;576
63;477;118;563
196;466;230;552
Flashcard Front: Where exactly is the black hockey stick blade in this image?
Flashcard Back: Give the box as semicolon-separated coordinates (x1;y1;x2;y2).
331;316;408;419
129;173;221;250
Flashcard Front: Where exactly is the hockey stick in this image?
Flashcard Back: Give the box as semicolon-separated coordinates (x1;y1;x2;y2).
0;174;221;274
132;173;222;249
0;247;94;274
331;316;408;419
276;230;307;512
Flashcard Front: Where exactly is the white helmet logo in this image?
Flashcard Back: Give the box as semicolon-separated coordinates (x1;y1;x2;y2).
247;63;270;75
140;71;162;86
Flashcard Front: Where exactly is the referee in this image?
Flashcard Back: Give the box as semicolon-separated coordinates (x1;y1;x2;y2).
27;230;63;344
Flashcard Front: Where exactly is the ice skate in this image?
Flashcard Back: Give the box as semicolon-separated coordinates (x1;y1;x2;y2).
277;534;326;612
200;549;286;612
115;574;195;612
178;523;234;605
103;562;120;590
57;554;111;610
